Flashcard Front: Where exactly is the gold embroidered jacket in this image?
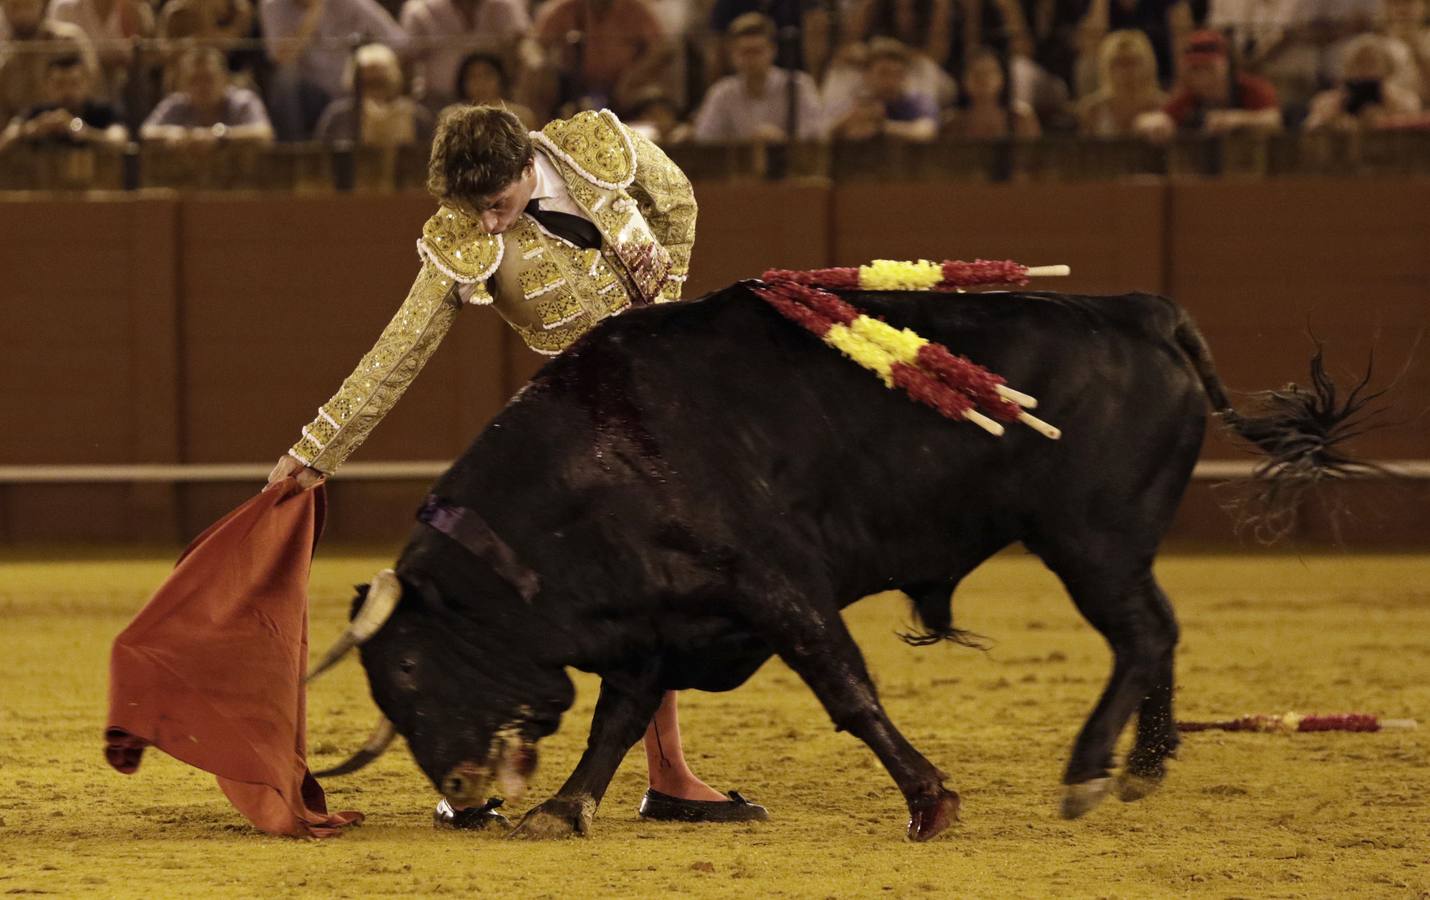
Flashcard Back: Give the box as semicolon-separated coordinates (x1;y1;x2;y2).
290;109;697;474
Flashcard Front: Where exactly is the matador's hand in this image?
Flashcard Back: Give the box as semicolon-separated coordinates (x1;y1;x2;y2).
268;454;326;490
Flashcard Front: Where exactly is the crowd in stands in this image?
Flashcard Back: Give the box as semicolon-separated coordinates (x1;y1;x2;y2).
2;0;1428;155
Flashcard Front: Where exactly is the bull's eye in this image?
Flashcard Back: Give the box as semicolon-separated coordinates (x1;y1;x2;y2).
395;657;418;689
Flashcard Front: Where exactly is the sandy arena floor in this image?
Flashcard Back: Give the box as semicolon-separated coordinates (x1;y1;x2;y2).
0;549;1426;898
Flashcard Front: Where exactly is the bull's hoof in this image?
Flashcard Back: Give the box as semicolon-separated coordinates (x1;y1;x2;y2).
1116;771;1164;803
906;788;961;842
1059;777;1111;820
509;797;595;840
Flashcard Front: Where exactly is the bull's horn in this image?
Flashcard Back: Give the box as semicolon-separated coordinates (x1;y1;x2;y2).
306;568;402;683
313;716;397;778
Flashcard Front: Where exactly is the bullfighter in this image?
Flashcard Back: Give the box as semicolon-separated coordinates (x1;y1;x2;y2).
269;104;767;828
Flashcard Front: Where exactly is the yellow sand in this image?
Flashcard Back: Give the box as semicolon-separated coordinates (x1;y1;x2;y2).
1;551;1426;898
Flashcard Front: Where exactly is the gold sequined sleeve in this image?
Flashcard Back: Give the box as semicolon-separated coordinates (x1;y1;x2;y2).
288;262;461;474
624;126;697;302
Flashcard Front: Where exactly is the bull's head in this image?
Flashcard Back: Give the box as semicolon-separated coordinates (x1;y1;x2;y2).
311;566;573;809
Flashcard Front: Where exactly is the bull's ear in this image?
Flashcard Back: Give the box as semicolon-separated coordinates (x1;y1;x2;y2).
347;583;371;622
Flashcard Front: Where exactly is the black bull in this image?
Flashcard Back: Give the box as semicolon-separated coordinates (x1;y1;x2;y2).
315;283;1366;840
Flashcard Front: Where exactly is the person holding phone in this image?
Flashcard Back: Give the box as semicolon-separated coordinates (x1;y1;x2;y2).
1305;33;1422;130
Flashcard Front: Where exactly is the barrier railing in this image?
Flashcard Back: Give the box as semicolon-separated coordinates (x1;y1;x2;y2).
8;131;1428;193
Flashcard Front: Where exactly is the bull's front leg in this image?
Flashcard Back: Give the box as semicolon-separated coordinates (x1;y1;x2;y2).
753;597;960;841
510;671;663;840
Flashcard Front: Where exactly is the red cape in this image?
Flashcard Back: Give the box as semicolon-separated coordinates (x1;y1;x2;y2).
105;478;364;837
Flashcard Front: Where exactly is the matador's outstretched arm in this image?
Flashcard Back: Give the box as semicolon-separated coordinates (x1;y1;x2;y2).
287;208;500;474
288;264;461;474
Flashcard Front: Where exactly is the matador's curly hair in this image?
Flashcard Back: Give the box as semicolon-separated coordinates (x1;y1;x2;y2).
427;104;534;209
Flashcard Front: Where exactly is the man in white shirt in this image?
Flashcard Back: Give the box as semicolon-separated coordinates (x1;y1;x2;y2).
694;12;825;142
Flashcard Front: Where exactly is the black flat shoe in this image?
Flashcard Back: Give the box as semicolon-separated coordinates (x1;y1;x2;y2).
638;788;770;823
434;797;511;830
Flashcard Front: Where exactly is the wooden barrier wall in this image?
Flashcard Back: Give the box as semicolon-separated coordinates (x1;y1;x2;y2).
1;180;1425;545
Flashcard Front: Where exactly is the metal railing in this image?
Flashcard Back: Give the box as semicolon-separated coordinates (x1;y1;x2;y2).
4;131;1428;193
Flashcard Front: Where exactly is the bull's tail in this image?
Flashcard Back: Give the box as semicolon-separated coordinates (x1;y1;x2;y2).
1172;308;1390;541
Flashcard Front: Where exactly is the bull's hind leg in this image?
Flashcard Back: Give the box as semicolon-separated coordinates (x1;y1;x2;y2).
755;601;960;840
511;672;664;839
1040;560;1178;819
1119;577;1180;802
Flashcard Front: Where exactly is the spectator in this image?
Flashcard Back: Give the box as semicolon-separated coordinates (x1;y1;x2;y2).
1310;0;1383;82
47;0;154;103
945;46;1041;137
259;0;409;141
833;0;959;108
313;41;434;146
399;0;529;108
0;0;99;124
1305;33;1422;129
531;0;671;113
1076;29;1166;135
157;0;260;86
1138;29;1281;140
0;53;125;149
625;86;692;144
877;0;1068;129
830;37;940;141
141;46;274;143
843;0;1065;127
1365;0;1429;101
709;0;832;77
447;50;538;128
693;12;824;142
1077;0;1191;90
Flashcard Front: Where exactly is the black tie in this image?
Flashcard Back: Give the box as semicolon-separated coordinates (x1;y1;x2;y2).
524;199;602;250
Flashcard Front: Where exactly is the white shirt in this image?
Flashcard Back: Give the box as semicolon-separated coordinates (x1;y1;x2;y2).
527;148;589;220
454;149;592;303
692;69;827;142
